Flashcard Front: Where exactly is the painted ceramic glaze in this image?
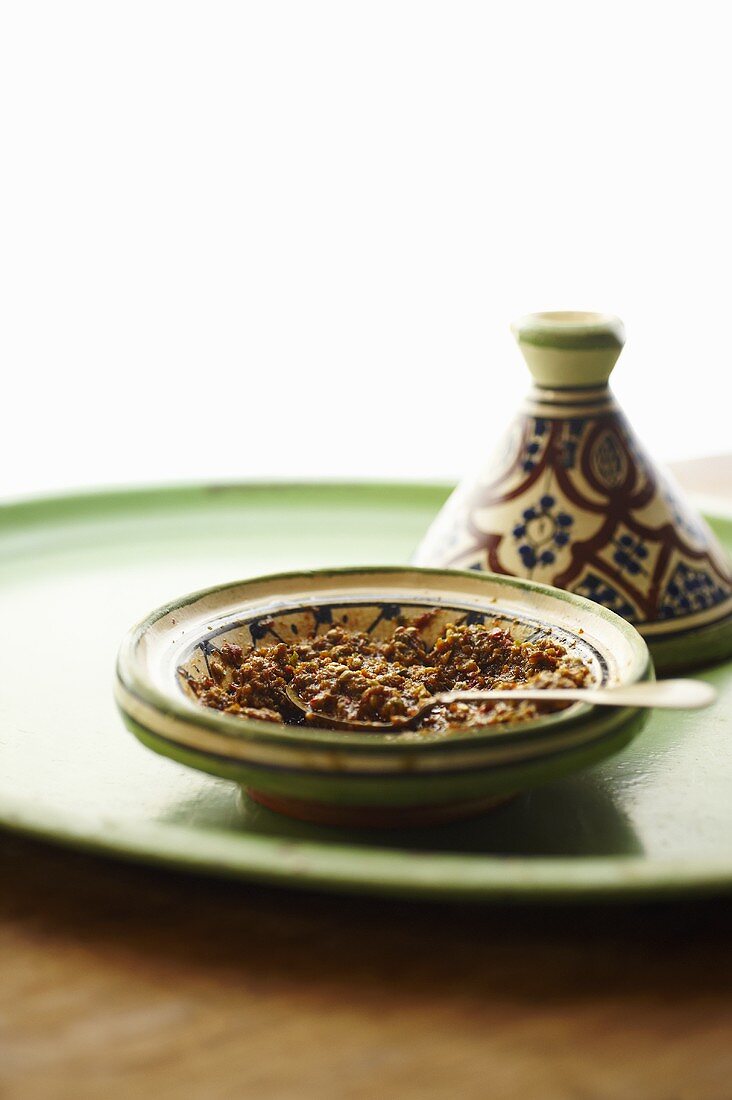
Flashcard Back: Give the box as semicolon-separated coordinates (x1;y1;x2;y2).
115;565;650;827
415;312;732;671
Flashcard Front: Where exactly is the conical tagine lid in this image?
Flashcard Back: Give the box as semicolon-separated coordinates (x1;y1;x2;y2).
415;311;732;672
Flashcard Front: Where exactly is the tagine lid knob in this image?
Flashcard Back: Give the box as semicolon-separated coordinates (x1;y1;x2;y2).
511;310;626;389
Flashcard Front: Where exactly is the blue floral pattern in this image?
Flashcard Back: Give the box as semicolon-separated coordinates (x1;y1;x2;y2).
520;418;550;474
558;418;586;470
573;574;637;621
415;397;732;636
511;494;574;573
611;533;649;577
659;563;728;619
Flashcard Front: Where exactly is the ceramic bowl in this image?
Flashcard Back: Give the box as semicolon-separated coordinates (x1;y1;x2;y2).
115;566;652;827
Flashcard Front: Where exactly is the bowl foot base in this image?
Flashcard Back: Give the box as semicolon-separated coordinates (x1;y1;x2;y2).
246;788;516;828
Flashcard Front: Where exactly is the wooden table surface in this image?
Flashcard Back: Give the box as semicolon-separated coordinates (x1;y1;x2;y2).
2;458;732;1100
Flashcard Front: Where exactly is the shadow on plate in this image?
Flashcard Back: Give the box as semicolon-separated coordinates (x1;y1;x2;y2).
233;775;644;858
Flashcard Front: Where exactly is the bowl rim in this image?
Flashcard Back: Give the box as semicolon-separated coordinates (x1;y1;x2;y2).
115;565;651;763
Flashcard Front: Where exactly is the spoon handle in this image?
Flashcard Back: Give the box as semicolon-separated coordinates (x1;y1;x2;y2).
434;679;716;710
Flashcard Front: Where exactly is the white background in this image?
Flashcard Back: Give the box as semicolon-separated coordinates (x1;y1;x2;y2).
1;1;730;499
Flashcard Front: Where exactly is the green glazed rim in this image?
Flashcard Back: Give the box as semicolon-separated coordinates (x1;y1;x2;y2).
511;311;625;351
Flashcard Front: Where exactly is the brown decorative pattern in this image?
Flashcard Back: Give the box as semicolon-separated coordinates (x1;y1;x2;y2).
415;390;732;637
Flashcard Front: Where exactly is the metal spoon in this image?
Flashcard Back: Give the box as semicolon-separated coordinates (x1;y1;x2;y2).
285;679;716;732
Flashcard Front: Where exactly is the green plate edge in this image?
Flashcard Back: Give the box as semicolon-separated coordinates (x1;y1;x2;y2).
2;479;732;905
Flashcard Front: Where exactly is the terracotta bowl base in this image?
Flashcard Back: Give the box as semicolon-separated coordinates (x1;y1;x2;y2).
246;788;517;828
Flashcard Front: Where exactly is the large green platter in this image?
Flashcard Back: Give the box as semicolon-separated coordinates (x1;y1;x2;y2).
0;481;730;902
